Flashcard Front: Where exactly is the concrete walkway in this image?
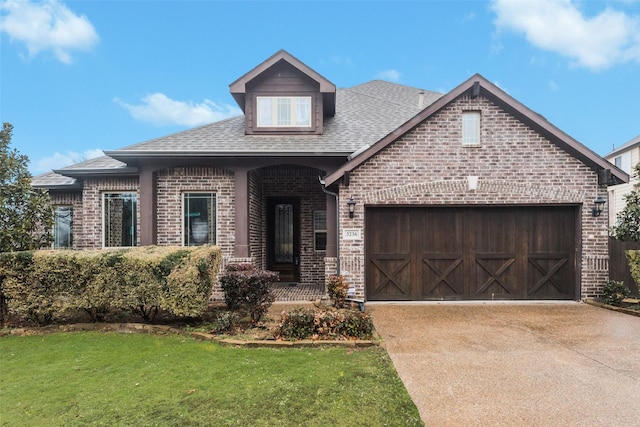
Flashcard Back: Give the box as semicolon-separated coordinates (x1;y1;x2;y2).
369;302;640;426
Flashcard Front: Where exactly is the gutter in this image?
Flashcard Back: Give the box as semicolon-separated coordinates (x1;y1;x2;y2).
319;176;340;276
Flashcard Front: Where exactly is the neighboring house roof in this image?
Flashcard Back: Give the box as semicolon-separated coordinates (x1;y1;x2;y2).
325;74;629;186
605;134;640;159
103;80;441;162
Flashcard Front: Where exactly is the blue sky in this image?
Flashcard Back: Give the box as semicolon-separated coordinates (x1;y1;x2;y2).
1;0;639;175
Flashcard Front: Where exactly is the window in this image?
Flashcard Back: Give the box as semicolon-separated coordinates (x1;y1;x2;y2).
184;193;216;246
103;193;137;247
257;96;311;127
462;111;481;145
53;206;72;249
314;210;327;251
615;156;622;168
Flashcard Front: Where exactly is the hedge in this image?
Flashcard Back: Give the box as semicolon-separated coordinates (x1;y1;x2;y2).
0;246;222;325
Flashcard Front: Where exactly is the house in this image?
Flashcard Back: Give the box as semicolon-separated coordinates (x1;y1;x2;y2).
604;135;640;225
33;49;627;301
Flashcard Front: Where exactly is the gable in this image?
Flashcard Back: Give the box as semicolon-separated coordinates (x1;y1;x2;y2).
324;74;628;186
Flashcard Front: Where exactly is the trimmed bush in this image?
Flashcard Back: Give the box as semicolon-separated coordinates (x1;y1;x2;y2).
0;246;222;324
602;280;631;306
276;308;375;341
219;264;278;324
326;275;349;308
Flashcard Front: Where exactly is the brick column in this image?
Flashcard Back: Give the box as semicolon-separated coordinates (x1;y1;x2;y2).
234;168;250;258
139;166;157;246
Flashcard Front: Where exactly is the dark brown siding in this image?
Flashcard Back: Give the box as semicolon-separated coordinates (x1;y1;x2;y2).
245;61;322;135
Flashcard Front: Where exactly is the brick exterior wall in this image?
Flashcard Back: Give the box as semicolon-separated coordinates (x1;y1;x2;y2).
156;167;235;257
80;178;140;249
261;166;327;286
339;93;608;299
48;191;83;250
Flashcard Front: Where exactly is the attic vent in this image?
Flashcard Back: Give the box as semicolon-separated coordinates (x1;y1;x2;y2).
471;81;480;99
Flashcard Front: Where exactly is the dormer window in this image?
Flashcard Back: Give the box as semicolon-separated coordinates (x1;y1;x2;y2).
257;96;312;127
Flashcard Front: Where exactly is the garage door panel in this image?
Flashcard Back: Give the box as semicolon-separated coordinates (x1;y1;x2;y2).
527;255;573;298
473;255;518;299
420;255;465;299
369;256;412;300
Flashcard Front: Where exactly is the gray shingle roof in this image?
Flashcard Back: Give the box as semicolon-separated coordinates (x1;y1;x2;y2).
31;171;78;189
106;81;443;158
33;80;442;188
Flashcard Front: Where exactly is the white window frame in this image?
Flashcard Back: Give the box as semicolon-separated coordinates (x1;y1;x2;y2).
102;192;138;248
256;96;312;127
182;192;217;246
53;205;73;249
313;210;327;252
462;111;481;145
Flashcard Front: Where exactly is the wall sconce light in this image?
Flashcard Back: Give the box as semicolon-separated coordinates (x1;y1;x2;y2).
347;196;356;219
592;196;606;217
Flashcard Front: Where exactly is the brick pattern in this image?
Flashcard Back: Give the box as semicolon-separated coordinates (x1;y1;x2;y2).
249;169;265;269
339;94;608;299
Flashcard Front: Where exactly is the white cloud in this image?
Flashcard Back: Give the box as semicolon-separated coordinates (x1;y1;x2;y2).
375;69;401;82
0;0;99;64
33;149;103;173
491;0;640;70
115;93;242;126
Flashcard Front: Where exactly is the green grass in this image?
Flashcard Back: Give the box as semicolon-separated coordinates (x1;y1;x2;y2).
0;332;422;426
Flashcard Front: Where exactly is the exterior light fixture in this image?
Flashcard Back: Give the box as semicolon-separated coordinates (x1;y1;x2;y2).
592;196;606;217
347;197;356;219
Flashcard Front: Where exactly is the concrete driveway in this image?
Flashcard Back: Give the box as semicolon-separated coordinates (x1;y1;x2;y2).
369;302;640;426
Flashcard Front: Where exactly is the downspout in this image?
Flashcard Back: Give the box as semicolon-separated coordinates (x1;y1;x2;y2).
319;176;340;276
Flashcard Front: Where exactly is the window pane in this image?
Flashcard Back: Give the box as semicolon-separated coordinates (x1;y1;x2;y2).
257;97;272;126
277;98;291;126
104;193;137;247
314;210;327;251
462;111;480;145
184;193;216;246
53;206;72;249
295;97;311;126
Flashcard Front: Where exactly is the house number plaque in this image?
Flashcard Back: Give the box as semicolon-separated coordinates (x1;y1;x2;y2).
343;229;362;240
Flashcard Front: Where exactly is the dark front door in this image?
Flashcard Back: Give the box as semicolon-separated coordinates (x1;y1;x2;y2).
267;197;300;282
366;206;577;301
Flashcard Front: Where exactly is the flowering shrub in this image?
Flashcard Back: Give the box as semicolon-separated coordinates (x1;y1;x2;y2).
276;308;374;341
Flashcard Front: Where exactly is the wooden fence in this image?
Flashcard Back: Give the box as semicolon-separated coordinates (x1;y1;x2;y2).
608;237;640;297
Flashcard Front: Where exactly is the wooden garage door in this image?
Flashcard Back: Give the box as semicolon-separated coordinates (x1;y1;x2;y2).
366;207;577;301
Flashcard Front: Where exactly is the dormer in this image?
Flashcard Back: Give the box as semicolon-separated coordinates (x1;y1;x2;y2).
229;50;336;135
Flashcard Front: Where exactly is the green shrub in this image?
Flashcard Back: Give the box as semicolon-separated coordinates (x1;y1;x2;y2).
0;246;222;325
210;311;241;334
326;275;349;308
602;280;631;306
276;308;375;341
2;251;67;325
220;264;278;324
276;308;315;340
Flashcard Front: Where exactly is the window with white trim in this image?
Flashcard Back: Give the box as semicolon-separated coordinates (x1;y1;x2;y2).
183;193;216;246
314;210;327;251
462;111;481;145
103;193;137;247
257;96;311;127
53;206;72;249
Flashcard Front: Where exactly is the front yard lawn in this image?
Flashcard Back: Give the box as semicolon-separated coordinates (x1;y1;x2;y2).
0;332;422;426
